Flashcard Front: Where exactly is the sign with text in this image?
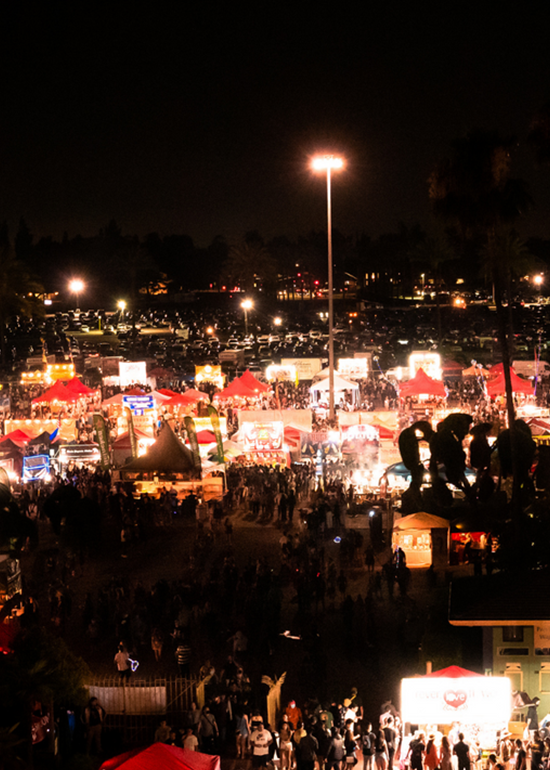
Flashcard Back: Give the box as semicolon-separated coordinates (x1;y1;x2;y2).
243;421;284;452
123;395;155;416
281;358;323;380
119;361;147;387
401;675;511;724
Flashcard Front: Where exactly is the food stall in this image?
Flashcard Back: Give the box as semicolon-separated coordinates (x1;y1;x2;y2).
392;512;450;568
401;665;511;752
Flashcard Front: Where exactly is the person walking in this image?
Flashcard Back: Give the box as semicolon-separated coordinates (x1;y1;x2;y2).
84;697;105;755
198;705;218;754
250;717;273;769
114;643;132;681
453;733;471;770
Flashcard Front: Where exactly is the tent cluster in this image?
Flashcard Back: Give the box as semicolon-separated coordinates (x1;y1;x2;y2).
31;378;96;405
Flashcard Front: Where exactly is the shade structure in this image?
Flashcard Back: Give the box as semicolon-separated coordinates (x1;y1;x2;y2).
65;377;96;395
399;368;446;397
394;512;450;530
112;428;152;449
31;380;81;405
527;417;550;436
239;369;271;393
425;665;482;678
122;422;199;478
100;744;221;770
486;369;534;396
165;390;209;407
217;378;258;399
0;429;31;446
157;388;179;397
310;374;359;392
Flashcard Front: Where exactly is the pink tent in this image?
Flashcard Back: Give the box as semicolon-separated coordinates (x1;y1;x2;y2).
32;380;80;405
100;744;221;770
486;369;533;396
66;377;95;395
239;369;271;393
399;368;446;397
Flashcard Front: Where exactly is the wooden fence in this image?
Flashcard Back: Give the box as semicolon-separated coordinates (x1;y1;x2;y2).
87;676;198;747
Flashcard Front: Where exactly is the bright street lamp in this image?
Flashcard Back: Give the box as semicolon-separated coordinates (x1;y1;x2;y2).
69;279;85;310
312;154;344;420
534;274;544;287
273;317;282;326
117;300;127;312
241;299;253;336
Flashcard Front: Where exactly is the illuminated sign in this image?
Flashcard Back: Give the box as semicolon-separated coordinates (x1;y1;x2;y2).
265;365;297;382
243;421;283;452
409;352;442;380
196;365;224;388
401;676;511;724
281;358;323;380
123;395;154;416
46;363;75;381
119;361;147;387
341;423;380;456
338;358;368;379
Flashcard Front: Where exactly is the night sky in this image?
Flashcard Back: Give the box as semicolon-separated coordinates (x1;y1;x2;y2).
2;3;550;247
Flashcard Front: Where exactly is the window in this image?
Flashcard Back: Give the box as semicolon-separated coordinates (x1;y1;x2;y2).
498;648;529;657
505;663;523;692
540;663;550;693
503;627;524;643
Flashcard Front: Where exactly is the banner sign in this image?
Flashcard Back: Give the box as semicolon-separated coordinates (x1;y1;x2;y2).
184;416;202;474
119;361;147;387
281;358;323;380
401;676;511;724
242;421;284;452
338;358;369;379
123;395;154;415
93;413;111;469
207;405;225;463
535;623;550;655
301;431;340;459
341;423;380;458
125;407;138;459
409;352;442;380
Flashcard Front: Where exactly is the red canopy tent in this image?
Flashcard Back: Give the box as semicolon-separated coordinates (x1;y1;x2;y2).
424;665;482;678
239;369;271;393
0;429;31;446
158;389;179;397
31;380;81;405
399;368;446;397
195;429;217;444
372;423;394;439
216;378;257;399
486;369;534;396
66;377;96;395
100;744;221;770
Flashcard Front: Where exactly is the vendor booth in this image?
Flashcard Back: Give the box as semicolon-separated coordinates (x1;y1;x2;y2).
100;743;220;770
310;373;359;407
401;665;511;751
392;512;450;568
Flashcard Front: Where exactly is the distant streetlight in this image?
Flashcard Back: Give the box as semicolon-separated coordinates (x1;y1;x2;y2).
206;326;214;335
534;274;544;287
69;279;85;310
117;300;127;312
312;154;344;420
273;317;282;326
241;299;253;336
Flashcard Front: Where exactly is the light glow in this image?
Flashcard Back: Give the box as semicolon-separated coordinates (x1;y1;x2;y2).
69;279;84;294
312;155;344;171
241;299;253;310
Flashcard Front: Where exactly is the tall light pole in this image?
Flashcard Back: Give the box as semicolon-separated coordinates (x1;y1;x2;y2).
241;298;253;337
69;278;85;311
312;155;344;421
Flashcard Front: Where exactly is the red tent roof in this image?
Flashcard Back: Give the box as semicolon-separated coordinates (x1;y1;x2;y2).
486;369;534;396
195;429;216;444
217;378;257;399
399;368;447;397
32;380;81;404
239;369;271;393
373;423;394;439
424;665;482;678
158;388;179;397
100;744;221;770
125;387;146;396
66;377;95;395
166;390;209;406
0;429;31;443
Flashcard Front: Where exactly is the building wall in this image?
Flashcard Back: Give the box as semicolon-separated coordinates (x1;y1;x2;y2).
492;626;550;715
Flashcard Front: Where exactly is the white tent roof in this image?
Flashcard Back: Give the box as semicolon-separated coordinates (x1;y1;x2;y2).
310;374;359;392
393;512;450;531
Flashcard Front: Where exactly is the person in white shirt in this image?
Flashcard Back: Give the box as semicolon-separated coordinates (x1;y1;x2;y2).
183;728;199;751
250;719;273;768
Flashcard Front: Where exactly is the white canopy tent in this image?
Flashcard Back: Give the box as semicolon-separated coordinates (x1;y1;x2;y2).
310;374;360;407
